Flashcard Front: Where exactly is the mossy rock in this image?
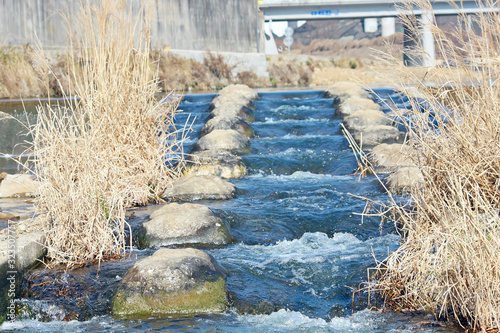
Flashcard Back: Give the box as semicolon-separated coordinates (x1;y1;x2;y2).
112;248;228;316
200;116;254;138
113;278;227;316
136;203;234;249
184;151;248;179
192;129;250;154
209;105;256;123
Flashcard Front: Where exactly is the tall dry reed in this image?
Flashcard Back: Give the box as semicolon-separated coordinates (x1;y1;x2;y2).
31;0;185;266
355;1;500;331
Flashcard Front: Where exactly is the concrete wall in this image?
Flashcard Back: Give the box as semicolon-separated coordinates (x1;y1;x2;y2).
0;0;259;53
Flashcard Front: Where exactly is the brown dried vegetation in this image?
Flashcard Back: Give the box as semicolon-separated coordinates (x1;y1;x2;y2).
354;1;500;331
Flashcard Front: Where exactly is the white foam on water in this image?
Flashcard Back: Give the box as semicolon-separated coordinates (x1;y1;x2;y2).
254;133;335;141
282;133;332;139
239;308;388;332
215;232;399;282
273;105;313;112
0;310;137;332
0;316;121;332
247;171;353;182
259;117;329;124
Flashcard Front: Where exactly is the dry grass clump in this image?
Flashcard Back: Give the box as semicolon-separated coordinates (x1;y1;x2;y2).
268;60;312;87
154;51;213;91
154;51;266;91
364;1;500;331
0;46;75;99
0;46;46;99
30;0;184;266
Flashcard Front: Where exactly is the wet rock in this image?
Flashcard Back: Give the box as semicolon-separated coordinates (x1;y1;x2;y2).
328;304;346;318
325;82;371;106
0;174;39;198
200;116;253;137
112;248;228;316
185;151;247;179
353;125;403;146
20;268;113;322
337;97;381;116
138;203;233;248
193;129;250;153
219;84;259;100
210;104;255;122
343;109;392;131
211;84;258;109
0;212;19;220
162;174;236;201
369;143;417;174
232;297;279;315
385;166;424;193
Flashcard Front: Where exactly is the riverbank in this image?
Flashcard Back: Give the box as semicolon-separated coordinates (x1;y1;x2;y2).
0;45;461;101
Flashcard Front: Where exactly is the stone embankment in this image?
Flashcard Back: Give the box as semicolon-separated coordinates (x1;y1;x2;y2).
112;84;258;316
326;82;423;193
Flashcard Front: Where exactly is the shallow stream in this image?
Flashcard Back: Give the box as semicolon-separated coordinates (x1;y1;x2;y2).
0;91;459;332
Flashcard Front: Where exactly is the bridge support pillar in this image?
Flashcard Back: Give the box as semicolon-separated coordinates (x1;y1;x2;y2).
264;20;279;55
403;10;436;67
364;18;378;33
381;17;396;37
421;9;436;67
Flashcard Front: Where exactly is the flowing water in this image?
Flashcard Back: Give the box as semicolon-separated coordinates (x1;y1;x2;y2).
0;91;460;332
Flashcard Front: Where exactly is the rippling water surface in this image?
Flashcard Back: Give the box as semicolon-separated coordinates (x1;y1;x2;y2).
0;90;459;332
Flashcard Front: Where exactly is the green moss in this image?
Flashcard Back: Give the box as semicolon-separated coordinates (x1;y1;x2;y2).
214;222;235;244
243;127;254;138
269;76;277;88
244;114;256;123
134;227;150;249
112;277;228;316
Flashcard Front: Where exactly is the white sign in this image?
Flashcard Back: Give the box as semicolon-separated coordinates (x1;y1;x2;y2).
284;27;294;37
283;36;294;47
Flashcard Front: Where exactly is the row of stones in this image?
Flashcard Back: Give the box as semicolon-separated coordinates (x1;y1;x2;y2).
325;82;423;193
0;85;258;319
112;84;259;316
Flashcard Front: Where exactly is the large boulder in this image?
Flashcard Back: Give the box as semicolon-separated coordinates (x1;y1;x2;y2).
325;82;371;106
209;104;255;122
353;125;403;146
369;143;417;174
193;129;250;153
343;109;392;131
138;203;233;248
185;151;247;179
337;97;381;116
385;166;424;194
0;174;39;198
112;248;228;316
200;116;253;137
162;174;236;201
218;84;259;100
211;84;258;109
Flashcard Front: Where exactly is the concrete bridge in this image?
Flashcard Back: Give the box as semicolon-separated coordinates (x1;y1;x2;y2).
259;0;499;66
